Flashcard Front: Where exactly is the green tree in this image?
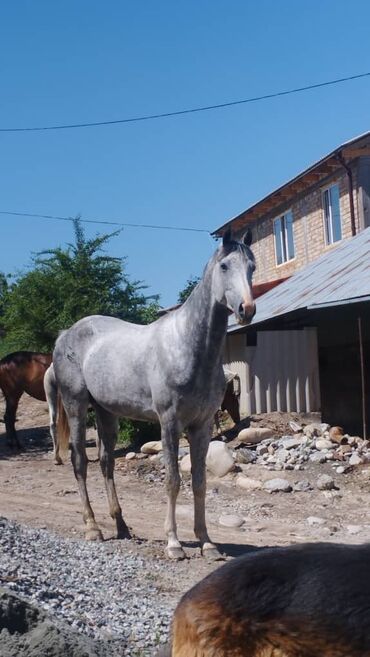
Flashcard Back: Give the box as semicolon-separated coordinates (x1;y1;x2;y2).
0;218;159;354
0;273;9;338
177;275;200;304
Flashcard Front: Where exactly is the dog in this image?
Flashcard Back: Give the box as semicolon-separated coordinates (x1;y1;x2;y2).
159;542;370;656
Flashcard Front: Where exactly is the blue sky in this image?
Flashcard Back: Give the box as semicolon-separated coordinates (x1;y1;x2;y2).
1;1;370;307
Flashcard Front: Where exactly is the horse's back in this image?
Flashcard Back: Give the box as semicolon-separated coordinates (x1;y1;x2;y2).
0;351;51;400
53;315;156;418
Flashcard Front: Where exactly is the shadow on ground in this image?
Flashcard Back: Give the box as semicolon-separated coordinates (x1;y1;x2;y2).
0;425;52;460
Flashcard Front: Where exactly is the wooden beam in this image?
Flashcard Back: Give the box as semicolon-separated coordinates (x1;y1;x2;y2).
344;147;370;158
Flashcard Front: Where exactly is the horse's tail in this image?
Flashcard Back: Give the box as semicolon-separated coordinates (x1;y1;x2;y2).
57;393;70;455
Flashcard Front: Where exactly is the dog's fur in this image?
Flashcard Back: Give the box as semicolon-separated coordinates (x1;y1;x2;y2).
160;542;370;657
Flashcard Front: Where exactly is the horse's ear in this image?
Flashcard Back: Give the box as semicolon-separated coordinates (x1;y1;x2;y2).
243;229;252;247
222;228;232;247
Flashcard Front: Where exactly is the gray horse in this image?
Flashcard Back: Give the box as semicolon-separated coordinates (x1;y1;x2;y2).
53;229;255;559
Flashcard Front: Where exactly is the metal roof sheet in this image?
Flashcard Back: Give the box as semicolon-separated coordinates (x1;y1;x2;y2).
229;227;370;331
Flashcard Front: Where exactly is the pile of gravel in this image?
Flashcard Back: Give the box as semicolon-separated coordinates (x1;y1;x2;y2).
0;518;173;656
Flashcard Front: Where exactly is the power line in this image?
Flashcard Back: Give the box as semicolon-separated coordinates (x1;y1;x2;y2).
0;210;211;234
1;72;369;133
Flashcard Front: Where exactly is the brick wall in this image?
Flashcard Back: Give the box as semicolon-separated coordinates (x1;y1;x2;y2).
237;164;360;285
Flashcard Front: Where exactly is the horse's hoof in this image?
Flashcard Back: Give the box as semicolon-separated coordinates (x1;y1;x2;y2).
54;457;63;466
202;546;225;561
166;546;186;561
85;528;104;541
117;527;132;540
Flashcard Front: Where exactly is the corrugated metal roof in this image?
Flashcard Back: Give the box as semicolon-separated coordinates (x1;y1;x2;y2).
229;227;370;332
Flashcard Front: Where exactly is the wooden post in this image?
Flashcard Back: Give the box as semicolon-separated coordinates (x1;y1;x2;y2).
358;316;367;440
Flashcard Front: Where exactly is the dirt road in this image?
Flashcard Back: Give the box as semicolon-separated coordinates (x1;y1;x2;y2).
1;393;370;590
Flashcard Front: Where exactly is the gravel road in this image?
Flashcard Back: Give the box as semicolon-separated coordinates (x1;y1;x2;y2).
0;517;174;656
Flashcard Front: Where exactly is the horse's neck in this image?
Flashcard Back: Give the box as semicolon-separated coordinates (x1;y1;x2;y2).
177;263;228;371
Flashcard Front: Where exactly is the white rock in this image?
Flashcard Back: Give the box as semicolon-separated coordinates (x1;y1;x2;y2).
140;440;163;454
316;474;336;491
315;439;334;451
263;478;292;493
238;427;274;444
349;453;364;466
206;441;235;477
303;423;322;437
307;516;325;526
180;454;191;474
125;452;136;460
218;514;245;528
236;475;262;491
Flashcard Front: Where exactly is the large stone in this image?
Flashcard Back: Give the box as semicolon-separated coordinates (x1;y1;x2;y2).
263;478;292;493
236;475;262;491
238;427;274;444
206;441;235;477
315;438;334;451
140;440;163;454
280;436;303;450
218;514;245;528
309;452;327;463
180;454;191;474
349;453;364;466
316;474;336;491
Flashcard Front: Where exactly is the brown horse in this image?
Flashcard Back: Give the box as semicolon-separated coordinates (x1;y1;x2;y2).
0;351;52;448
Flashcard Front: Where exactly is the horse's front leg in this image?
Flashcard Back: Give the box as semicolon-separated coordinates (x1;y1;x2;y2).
188;420;221;559
161;415;185;560
4;393;22;449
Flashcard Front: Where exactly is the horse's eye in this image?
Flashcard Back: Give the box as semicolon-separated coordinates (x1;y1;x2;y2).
220;263;228;271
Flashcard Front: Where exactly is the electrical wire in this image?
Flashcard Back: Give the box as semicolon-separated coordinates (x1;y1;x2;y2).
1;72;369;133
0;210;211;233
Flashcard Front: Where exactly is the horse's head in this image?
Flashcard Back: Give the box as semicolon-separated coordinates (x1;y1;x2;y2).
214;228;256;325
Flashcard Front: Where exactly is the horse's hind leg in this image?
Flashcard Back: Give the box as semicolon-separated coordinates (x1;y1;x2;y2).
4;391;22;449
64;393;103;541
44;366;62;465
94;405;130;539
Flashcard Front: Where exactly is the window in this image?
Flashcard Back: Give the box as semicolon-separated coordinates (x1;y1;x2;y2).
323;184;342;245
273;211;295;265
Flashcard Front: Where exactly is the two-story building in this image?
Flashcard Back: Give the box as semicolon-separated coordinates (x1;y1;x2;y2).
213;132;370;435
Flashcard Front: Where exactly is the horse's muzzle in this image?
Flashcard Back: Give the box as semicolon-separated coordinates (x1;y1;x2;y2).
237;302;256;325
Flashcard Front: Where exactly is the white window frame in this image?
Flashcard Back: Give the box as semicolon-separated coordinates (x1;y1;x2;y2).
322;183;342;246
273;210;295;266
